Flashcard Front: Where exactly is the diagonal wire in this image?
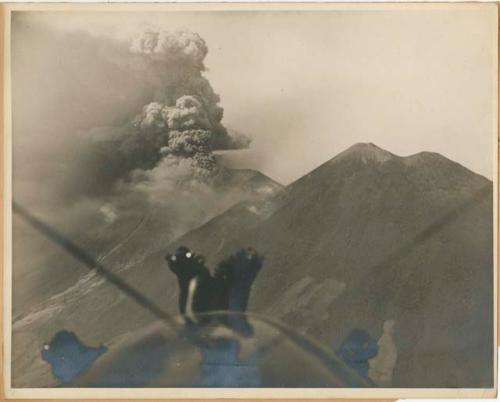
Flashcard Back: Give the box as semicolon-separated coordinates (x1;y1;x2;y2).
12;201;178;329
369;184;492;278
12;183;493;356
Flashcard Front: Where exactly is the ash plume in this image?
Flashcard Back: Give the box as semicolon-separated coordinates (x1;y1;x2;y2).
68;28;250;201
13;20;253;234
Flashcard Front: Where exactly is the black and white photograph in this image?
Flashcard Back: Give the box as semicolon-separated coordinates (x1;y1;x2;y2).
4;2;498;398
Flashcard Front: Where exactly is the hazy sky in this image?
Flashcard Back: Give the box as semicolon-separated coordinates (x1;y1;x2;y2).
12;5;497;184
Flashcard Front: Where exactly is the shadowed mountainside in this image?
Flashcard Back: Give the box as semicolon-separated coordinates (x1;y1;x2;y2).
11;168;282;387
168;143;493;387
12;143;493;388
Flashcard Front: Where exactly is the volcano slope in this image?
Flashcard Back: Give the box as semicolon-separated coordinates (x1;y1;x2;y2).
11;168;282;387
168;143;493;388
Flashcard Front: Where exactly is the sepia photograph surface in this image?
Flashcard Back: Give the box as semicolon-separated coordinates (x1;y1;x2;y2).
3;2;498;398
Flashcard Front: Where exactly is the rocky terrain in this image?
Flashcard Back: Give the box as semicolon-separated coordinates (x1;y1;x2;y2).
168;143;494;387
11;143;493;388
11;168;282;387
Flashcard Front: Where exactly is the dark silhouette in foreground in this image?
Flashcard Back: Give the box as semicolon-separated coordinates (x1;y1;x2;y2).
40;244;372;387
165;246;264;385
165;246;263;324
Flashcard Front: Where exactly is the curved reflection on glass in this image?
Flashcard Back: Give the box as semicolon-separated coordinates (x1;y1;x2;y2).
52;312;374;388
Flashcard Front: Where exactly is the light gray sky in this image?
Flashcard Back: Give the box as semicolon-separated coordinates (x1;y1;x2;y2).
13;5;498;184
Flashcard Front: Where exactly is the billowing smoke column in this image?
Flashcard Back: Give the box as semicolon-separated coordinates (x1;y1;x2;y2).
130;29;245;166
133;95;217;174
79;29;248;199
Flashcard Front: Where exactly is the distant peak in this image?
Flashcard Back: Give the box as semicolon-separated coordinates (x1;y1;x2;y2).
347;142;387;152
334;142;395;164
403;151;448;165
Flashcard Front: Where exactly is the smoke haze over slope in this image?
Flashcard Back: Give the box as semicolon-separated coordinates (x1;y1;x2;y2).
11;15;259;316
9;8;496;389
13;18;250;215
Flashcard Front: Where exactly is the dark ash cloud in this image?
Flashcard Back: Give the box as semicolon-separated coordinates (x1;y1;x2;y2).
13;21;250;206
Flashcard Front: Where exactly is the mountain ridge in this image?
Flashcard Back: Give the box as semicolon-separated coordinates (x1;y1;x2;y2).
11;143;493;389
11;165;283;387
167;142;493;388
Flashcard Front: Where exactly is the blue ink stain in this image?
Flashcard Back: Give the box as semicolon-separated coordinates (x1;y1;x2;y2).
336;328;378;378
41;330;107;384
